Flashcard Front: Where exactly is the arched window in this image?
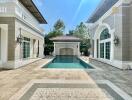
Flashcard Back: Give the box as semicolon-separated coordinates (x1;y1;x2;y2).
99;28;111;60
100;28;111;40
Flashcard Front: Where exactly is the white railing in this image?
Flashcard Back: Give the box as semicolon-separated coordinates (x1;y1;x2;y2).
0;1;15;14
0;0;43;32
0;0;17;3
0;7;6;13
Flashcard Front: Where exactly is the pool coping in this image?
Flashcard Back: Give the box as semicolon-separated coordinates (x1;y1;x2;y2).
79;57;103;71
9;79;132;100
34;57;55;70
34;56;103;71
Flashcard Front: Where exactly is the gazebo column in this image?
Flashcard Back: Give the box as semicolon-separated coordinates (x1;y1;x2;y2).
78;42;80;56
53;42;56;56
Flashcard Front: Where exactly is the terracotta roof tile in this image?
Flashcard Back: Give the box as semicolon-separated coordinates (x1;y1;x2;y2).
50;36;81;42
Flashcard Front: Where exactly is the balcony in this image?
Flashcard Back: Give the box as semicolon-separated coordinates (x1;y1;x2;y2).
0;0;44;33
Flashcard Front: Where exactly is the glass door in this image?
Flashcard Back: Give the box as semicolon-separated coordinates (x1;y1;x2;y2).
100;41;111;60
23;37;30;58
105;42;111;60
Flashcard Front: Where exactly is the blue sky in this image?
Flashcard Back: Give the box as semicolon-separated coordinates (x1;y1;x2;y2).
33;0;101;34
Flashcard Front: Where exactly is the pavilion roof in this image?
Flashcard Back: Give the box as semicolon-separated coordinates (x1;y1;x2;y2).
50;36;81;42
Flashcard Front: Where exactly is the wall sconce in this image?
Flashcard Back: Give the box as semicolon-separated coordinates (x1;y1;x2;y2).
16;36;23;44
114;35;119;45
16;28;24;45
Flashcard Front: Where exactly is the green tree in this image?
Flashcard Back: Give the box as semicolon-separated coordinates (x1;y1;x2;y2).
68;22;91;56
73;22;90;39
46;19;65;39
44;19;65;55
54;19;65;31
69;30;75;35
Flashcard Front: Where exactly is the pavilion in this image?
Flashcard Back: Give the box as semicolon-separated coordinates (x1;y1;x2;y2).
50;36;81;56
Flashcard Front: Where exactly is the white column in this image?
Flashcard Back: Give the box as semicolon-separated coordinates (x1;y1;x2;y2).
0;24;8;64
78;42;80;56
94;39;97;58
110;30;115;61
30;39;33;58
53;42;56;56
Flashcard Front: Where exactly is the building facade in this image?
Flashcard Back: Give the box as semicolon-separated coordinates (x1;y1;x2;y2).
0;0;47;69
50;36;81;56
87;0;132;69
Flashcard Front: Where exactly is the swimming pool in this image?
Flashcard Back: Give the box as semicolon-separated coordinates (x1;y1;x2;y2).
43;56;93;69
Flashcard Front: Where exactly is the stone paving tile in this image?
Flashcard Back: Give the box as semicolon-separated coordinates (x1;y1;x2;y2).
29;88;111;100
88;59;132;97
0;57;93;100
0;56;132;100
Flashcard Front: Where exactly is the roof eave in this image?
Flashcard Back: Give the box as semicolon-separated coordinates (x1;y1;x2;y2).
87;0;119;23
31;0;47;24
19;0;47;24
50;40;81;42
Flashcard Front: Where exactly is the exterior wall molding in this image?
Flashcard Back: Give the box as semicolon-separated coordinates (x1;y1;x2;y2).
16;16;44;37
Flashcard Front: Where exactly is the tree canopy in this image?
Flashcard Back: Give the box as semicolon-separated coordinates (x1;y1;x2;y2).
70;22;90;39
44;19;65;55
54;19;65;31
68;22;91;56
44;20;91;56
46;19;65;38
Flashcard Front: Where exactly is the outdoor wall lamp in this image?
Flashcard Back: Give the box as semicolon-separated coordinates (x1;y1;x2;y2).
16;28;24;44
17;36;23;44
114;35;119;45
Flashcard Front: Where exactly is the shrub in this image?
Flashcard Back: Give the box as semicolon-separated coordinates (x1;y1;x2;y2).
44;45;54;56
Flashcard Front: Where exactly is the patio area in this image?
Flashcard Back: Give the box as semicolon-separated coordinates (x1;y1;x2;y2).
89;59;132;97
0;57;132;100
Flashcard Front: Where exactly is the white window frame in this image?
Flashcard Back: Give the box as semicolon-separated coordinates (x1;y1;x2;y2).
99;38;111;60
22;38;30;59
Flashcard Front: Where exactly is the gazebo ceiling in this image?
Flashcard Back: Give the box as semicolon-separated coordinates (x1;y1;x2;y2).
19;0;47;24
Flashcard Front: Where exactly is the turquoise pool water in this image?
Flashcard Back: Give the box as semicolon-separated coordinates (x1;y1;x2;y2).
43;56;93;69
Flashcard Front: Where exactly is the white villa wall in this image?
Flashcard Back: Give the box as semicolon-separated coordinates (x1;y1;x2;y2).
0;24;8;68
10;20;44;69
0;0;45;69
88;0;132;69
0;0;43;32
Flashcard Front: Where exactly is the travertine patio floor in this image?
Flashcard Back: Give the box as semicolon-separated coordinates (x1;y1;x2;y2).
0;56;131;100
0;57;94;100
89;59;132;97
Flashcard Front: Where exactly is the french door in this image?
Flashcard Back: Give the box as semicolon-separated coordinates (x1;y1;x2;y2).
100;41;111;60
23;37;30;58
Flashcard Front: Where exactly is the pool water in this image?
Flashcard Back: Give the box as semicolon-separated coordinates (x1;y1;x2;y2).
43;56;93;69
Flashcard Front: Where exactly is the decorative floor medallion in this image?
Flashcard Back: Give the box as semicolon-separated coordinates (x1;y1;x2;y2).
10;80;132;100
